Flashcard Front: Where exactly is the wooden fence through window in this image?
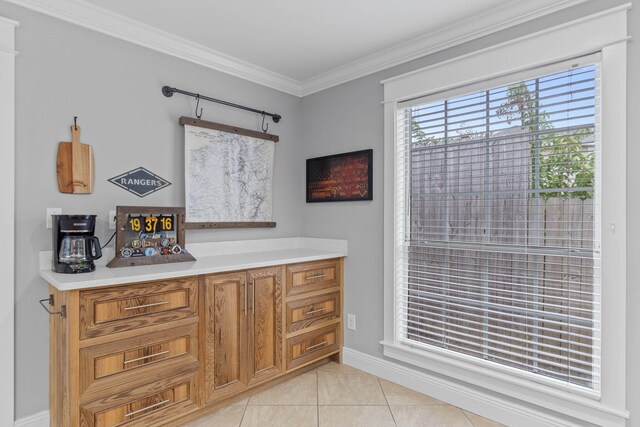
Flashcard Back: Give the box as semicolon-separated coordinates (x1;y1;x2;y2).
405;131;595;387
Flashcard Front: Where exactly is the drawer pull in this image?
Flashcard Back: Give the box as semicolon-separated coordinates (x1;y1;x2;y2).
305;341;328;352
123;301;169;311
305;274;326;280
123;350;170;365
124;399;171;418
305;307;326;316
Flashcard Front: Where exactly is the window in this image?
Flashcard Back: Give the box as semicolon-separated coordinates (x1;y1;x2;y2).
396;61;600;391
381;7;627;425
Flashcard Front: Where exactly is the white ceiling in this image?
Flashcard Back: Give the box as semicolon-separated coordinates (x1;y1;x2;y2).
10;0;588;95
86;0;513;81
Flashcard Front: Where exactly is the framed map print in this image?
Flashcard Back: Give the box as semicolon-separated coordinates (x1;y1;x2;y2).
180;116;278;229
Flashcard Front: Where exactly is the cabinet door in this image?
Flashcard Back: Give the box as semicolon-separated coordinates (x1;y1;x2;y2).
204;272;248;403
246;266;283;386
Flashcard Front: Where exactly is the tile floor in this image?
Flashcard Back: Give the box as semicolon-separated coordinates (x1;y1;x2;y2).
183;363;506;427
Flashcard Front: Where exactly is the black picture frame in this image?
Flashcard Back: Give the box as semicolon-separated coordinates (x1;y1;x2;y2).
306;149;373;202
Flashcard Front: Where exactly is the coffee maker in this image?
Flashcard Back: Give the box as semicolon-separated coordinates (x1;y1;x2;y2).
52;215;102;273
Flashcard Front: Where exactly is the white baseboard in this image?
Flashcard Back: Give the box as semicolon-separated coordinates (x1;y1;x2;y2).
342;347;590;427
14;410;48;427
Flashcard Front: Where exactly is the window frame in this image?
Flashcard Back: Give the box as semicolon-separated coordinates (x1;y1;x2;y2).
382;5;628;426
398;57;602;394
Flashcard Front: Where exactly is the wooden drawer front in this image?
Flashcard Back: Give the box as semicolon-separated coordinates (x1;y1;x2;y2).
80;324;198;397
81;373;198;427
287;292;340;333
287;323;340;370
80;278;198;339
286;260;340;296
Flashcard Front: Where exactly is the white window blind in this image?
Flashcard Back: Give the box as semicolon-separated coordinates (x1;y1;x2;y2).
395;62;601;391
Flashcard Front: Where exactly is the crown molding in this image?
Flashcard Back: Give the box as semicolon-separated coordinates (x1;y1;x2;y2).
0;15;19;27
3;0;302;96
298;0;589;96
6;0;589;98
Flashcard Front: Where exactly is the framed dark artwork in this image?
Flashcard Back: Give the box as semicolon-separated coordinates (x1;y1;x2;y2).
306;149;373;202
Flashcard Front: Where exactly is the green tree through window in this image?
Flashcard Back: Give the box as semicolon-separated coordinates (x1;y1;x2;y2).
497;81;595;200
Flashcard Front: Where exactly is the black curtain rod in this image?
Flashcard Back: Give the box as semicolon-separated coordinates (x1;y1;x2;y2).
162;86;282;123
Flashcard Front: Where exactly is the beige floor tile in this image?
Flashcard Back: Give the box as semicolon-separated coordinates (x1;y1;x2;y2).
182;405;245;427
229;396;249;406
318;405;396;427
173;364;506;427
240;405;318;427
248;371;317;405
378;378;445;406
318;372;387;405
464;411;506;427
316;362;368;375
391;405;475;427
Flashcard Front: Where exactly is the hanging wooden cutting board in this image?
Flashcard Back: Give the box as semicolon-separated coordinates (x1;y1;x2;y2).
56;124;94;194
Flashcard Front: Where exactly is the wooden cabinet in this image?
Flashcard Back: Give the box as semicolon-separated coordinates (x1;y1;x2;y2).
285;259;343;371
246;267;284;386
203;271;248;402
286;291;340;333
79;277;198;340
80;372;198;427
287;323;341;370
203;266;284;403
286;259;340;297
50;277;201;427
79;323;198;396
49;258;342;426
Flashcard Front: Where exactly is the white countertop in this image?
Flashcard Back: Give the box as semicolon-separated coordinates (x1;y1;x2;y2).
40;237;347;291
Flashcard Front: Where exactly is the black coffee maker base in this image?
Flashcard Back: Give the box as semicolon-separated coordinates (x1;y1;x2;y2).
54;262;96;274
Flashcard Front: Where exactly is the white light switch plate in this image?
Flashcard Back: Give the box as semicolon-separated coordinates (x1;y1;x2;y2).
347;313;356;331
46;208;62;229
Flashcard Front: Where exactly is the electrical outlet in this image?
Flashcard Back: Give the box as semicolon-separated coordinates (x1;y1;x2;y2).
109;210;117;229
347;313;356;331
46;208;62;229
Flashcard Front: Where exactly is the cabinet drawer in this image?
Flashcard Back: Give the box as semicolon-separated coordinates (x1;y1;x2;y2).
80;323;198;397
80;372;198;427
287;323;340;370
286;260;340;296
79;277;198;339
286;292;340;334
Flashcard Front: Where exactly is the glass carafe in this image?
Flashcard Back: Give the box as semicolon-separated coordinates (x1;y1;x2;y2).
58;236;102;263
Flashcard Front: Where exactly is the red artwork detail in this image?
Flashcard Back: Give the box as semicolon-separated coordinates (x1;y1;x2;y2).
307;152;371;201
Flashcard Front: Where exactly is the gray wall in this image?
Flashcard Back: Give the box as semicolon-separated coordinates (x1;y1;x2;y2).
4;0;639;424
300;0;638;425
0;1;303;418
